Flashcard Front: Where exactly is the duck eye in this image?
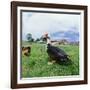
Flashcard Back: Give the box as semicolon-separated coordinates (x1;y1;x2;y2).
43;37;47;41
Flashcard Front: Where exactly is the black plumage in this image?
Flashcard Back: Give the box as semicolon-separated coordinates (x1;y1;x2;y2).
42;33;69;63
47;44;69;62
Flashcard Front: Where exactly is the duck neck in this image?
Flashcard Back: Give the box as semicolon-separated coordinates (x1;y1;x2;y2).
47;38;51;45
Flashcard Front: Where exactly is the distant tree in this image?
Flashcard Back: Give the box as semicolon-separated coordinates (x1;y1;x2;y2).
26;33;33;42
36;38;40;42
31;38;34;42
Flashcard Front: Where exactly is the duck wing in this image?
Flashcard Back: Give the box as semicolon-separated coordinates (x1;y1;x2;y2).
47;45;64;57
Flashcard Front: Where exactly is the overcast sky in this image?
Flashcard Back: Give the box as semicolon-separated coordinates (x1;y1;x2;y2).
22;11;81;41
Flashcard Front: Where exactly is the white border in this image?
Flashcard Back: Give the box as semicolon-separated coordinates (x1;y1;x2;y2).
17;6;84;84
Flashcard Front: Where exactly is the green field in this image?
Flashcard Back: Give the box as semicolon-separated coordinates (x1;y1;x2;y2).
21;42;79;78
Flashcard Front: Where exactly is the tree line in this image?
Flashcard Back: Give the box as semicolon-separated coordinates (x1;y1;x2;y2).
26;33;44;42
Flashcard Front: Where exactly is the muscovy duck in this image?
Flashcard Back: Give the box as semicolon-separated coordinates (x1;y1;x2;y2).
47;43;69;62
43;33;69;64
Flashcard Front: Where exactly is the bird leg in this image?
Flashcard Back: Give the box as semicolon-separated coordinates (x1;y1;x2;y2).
48;61;53;65
48;60;56;65
48;56;56;65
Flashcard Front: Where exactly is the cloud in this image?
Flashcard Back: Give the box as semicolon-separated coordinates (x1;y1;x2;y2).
22;12;80;40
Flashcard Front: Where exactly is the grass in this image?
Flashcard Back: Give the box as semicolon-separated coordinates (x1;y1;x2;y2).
21;41;79;78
